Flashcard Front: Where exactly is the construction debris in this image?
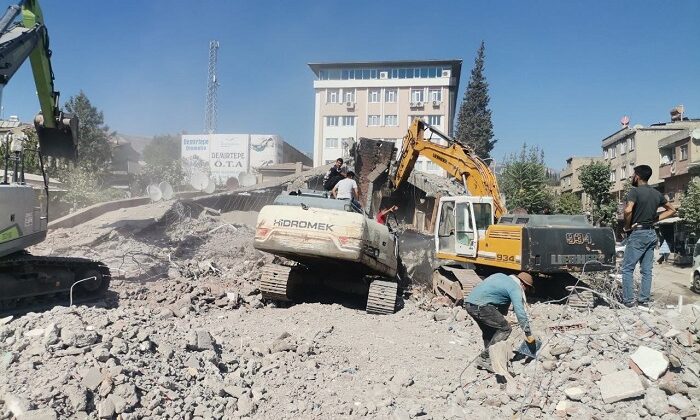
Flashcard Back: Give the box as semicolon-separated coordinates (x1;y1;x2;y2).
0;199;698;418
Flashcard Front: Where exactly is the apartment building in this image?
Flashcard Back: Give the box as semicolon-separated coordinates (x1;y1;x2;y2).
559;156;603;209
657;122;700;207
308;60;462;175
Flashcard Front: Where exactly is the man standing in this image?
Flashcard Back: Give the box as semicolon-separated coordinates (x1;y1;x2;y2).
332;171;361;210
622;165;676;307
323;158;345;191
464;272;536;372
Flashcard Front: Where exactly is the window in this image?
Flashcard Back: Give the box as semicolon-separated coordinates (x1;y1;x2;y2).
385;89;397;103
368;115;380;126
610;146;617;158
621;142;627;154
342;116;355;126
411;89;424;103
408;115;423;126
369;89;380;103
344;90;355;103
430;89;442;102
473;203;493;232
438;201;455;238
325;138;338;148
427;115;442;126
326;116;339;127
616;143;621;156
327;89;339;103
604;149;609;159
384;115;398;126
629;137;635;151
610;170;616;182
680;144;688;160
620;166;626;179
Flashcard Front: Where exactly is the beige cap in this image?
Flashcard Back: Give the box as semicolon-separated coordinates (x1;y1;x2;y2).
517;272;534;287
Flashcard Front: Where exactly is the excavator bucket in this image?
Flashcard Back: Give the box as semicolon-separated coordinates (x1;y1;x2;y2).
34;112;78;160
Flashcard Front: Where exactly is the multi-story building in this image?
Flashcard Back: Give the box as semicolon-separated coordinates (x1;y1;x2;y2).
559;156;603;209
657;121;700;207
308;60;462;175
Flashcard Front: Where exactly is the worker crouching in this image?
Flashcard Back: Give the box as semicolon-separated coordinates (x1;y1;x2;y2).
464;272;536;372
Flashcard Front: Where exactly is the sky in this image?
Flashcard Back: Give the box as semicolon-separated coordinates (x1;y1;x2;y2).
3;0;699;169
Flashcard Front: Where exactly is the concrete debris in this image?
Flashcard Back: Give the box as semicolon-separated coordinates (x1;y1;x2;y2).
630;346;669;380
0;198;696;419
599;369;645;403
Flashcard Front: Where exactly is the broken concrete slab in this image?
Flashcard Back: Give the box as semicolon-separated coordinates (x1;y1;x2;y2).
630;346;669;380
643;387;669;417
598;369;645;404
564;387;585;401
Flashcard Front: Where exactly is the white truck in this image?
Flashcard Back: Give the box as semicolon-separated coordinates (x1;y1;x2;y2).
253;190;400;314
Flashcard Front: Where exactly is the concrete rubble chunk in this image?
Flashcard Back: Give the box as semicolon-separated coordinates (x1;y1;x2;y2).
81;366;104;391
195;329;215;351
564;387;585;401
668;393;692;411
3;393;31;418
17;408;57;420
98;398;116;418
643;387;669;417
630;346;669;380
598;369;645;404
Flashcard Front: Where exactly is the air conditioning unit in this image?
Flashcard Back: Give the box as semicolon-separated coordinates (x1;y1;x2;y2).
432;100;441;107
345;101;354;108
441;69;451;78
379;71;388;79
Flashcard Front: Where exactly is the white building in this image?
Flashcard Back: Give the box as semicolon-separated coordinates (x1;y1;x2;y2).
309;59;462;175
181;134;311;185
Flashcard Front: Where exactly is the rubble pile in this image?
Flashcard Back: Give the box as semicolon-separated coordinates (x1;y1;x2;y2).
0;200;698;419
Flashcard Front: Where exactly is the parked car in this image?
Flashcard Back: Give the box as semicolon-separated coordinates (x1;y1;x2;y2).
692;240;700;294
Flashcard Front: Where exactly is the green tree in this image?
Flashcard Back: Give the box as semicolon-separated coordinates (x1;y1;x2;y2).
0;127;41;175
64;91;113;172
61;166;126;211
555;192;582;215
500;144;552;213
454;41;496;159
578;162;615;226
679;180;700;235
134;134;185;191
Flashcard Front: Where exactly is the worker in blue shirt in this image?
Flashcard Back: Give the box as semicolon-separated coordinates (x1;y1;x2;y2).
464;272;537;372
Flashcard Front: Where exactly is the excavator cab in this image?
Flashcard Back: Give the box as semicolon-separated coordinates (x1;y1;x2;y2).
34;112;78;159
435;196;495;259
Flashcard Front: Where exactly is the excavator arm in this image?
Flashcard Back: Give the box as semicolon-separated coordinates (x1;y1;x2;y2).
392;118;506;218
0;0;77;159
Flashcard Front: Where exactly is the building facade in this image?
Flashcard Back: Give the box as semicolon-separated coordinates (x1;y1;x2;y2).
559;156;603;209
180;134;311;186
657;123;700;208
308;60;462;175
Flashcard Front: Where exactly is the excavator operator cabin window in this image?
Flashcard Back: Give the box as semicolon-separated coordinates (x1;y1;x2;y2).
472;203;493;232
438;202;454;237
455;203;474;247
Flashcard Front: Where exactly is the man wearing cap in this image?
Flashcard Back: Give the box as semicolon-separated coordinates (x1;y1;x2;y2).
464;272;536;372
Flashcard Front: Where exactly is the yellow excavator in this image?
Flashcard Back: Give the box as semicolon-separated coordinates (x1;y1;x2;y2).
390;119;615;301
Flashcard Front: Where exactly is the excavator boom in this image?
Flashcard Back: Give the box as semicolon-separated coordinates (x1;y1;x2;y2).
392;118;506;218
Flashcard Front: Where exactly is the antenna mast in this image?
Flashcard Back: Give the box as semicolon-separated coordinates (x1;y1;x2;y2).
205;40;220;134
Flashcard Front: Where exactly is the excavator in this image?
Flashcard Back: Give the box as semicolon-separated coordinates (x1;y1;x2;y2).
391;119;615;302
0;0;110;310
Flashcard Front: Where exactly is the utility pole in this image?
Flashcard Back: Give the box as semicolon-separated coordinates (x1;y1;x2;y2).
204;40;219;134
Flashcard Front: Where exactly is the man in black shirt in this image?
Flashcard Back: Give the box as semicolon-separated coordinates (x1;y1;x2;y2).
621;165;676;307
323;158;345;191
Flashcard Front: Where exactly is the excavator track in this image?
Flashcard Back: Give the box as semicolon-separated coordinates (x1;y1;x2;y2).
260;264;293;302
0;252;111;312
366;279;397;315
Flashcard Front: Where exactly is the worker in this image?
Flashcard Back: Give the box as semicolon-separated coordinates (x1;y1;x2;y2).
621;165;676;307
332;170;361;210
323;158;345;191
464;272;536;372
657;239;670;264
376;205;398;225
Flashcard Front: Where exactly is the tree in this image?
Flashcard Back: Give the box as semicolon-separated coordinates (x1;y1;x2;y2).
454;41;496;159
0;127;41;175
679;180;700;235
61;166;126;211
64;91;112;172
555;192;582;215
500;144;552;213
134;134;185;191
578;162;615;226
